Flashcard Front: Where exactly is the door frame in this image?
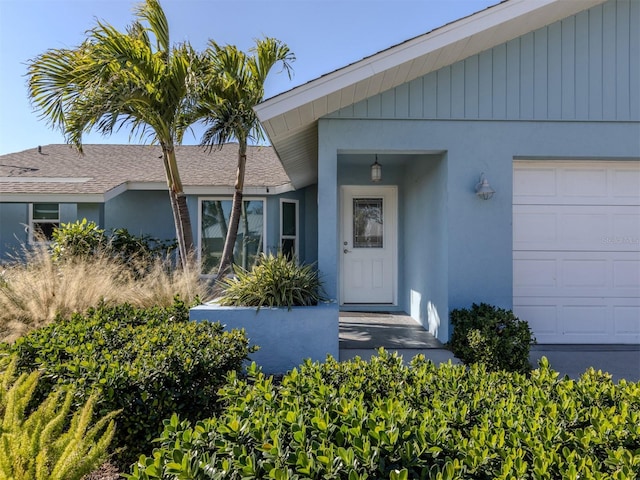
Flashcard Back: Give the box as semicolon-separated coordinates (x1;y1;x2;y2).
339;185;398;306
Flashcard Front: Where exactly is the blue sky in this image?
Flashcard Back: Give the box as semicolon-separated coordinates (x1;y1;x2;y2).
0;0;498;155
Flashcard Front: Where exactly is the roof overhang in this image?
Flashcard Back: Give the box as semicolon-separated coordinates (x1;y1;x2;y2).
255;0;608;189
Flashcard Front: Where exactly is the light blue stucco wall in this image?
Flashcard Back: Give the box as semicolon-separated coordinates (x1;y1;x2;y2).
0;203;27;260
104;190;177;242
402;154;449;338
319;119;640;341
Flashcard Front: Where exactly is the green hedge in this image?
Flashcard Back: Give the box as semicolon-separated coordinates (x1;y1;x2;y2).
3;300;252;465
128;351;640;479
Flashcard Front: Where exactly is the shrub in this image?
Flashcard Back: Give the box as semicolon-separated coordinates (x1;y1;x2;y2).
126;352;640;479
0;356;117;480
218;252;325;309
448;303;535;374
3;300;252;466
51;219;175;263
51;219;105;260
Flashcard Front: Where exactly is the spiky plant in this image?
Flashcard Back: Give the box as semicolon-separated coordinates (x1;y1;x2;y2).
0;357;117;480
218;252;324;310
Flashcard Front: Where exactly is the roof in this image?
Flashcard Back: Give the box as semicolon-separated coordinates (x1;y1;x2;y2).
254;0;609;189
0;143;291;202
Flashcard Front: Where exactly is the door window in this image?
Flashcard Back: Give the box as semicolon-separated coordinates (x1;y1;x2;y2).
353;198;383;248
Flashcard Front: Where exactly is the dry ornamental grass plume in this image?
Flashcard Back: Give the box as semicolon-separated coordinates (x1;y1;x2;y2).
0;242;211;343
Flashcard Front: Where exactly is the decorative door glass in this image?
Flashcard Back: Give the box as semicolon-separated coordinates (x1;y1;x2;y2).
353;198;383;248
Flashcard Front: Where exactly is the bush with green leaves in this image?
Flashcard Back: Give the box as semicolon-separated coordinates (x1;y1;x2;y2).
448;303;535;373
3;300;252;466
126;351;640;479
218;252;325;309
0;356;117;480
51;219;175;263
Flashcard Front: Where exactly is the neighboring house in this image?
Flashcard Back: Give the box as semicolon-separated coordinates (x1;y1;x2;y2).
254;0;640;344
0;144;317;273
2;0;638;346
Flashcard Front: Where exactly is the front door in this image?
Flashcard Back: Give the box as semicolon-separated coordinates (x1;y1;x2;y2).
340;186;397;305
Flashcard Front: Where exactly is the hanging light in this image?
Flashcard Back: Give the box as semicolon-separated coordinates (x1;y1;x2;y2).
371;155;382;183
475;173;495;200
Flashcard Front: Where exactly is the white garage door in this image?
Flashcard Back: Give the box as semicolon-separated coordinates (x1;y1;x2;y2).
513;161;640;344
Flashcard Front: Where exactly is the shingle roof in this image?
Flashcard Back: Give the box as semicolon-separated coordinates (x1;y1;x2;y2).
0;143;291;201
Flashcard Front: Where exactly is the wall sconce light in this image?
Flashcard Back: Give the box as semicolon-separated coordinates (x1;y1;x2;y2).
475;173;495;200
371;155;382;183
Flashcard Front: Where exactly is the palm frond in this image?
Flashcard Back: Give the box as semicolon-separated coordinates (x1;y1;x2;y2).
134;0;170;53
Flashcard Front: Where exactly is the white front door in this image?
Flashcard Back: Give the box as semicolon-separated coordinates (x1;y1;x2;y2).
340;186;397;305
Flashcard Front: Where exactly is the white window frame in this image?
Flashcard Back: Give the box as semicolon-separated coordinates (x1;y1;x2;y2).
28;203;60;244
198;196;267;276
280;198;299;260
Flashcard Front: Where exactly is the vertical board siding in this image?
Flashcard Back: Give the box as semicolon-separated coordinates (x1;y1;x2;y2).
547;21;563;119
506;39;521;119
533;29;548;119
630;0;640;119
493;44;508;118
575;11;590;119
465;56;480;119
409;78;423;118
451;62;466;118
437;68;452;118
520;33;535;120
589;6;604;119
423;72;438;117
561;16;576;119
478;50;493;117
616;0;631;120
602;1;617;119
334;0;636;123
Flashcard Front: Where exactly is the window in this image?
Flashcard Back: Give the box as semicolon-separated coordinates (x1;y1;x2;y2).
29;203;59;243
200;198;265;274
353;198;383;248
280;199;298;260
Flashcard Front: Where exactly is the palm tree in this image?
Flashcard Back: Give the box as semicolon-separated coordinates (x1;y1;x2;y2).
26;0;197;268
198;38;294;280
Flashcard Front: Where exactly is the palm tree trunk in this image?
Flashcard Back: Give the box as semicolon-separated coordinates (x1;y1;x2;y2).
216;141;247;281
241;200;249;270
162;145;194;269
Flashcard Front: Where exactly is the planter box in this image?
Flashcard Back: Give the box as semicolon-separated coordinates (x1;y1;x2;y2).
190;302;339;374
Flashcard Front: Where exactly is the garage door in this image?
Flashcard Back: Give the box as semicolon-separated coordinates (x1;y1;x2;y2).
513;161;640;344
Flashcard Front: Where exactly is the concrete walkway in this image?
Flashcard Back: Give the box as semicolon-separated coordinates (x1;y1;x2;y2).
339;312;640;382
339;312;459;365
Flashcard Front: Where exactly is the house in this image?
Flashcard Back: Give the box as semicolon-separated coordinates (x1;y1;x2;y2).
2;0;639;346
0;143;317;273
254;0;640;344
